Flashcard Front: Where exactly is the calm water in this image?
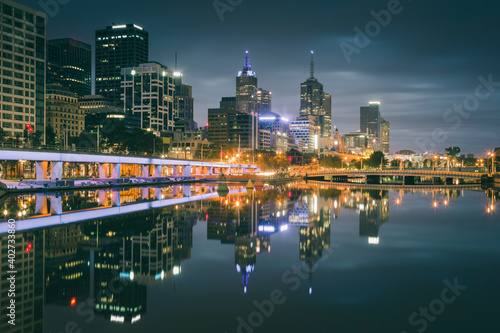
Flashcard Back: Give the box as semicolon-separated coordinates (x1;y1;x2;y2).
0;183;499;333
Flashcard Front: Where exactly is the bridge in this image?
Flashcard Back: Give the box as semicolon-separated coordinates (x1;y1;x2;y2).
0;185;245;234
0;149;259;181
306;169;483;185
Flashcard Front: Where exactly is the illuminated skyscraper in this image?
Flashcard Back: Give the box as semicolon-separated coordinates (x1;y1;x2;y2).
95;24;149;102
381;117;390;154
236;51;259;149
47;38;91;98
0;0;46;141
256;88;272;114
299;51;332;138
360;102;381;142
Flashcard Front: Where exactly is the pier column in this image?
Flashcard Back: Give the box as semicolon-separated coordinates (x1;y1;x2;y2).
153;165;162;177
154;188;162;200
111;164;121;178
50;162;63;180
36;161;48;180
111;191;121;206
98;163;109;178
183;185;191;197
50;196;62;215
183;165;191;178
141;165;149;177
173;166;179;177
35;196;48;215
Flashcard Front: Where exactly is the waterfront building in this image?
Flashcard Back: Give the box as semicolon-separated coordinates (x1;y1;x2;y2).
45;84;85;140
95;23;148;102
0;0;46;141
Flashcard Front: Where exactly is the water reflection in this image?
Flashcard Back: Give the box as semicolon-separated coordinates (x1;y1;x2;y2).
0;182;497;332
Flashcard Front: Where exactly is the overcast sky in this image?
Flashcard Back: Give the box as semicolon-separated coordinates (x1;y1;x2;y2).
19;0;500;155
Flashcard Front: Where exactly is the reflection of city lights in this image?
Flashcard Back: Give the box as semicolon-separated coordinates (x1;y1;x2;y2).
256;246;260;253
280;225;288;232
396;199;401;205
368;237;380;245
444;200;448;206
173;266;181;275
433;202;438;208
309;287;312;295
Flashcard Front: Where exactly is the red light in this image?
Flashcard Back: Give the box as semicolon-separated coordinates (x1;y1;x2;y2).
205;213;209;220
70;297;76;306
25;242;32;253
220;151;224;157
288;156;292;162
206;123;209;127
288;191;292;198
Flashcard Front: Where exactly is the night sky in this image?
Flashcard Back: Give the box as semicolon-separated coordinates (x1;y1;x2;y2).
18;0;500;155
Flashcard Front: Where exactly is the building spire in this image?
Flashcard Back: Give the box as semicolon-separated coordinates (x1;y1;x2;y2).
243;50;251;71
310;50;315;78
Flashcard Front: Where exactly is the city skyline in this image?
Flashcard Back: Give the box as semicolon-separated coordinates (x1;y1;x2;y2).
12;0;500;155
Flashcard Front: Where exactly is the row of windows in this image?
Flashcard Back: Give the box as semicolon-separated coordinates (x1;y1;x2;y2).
2;121;29;129
1;105;35;113
1;43;37;57
1;87;36;99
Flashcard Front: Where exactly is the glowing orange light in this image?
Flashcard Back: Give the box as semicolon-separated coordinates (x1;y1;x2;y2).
70;297;76;306
25;242;32;253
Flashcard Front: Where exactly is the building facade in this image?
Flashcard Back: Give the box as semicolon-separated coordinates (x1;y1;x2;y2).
46;84;85;142
289;116;320;153
236;51;259;149
299;52;331;138
121;62;175;133
256;88;271;115
0;0;46;141
47;38;91;98
360;102;381;141
380;117;390;154
173;72;194;122
95;23;149;102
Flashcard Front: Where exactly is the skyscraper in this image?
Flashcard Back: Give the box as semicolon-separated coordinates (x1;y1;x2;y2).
360;102;381;142
95;23;149;102
299;52;331;138
256;88;271;114
236;51;259;149
380;117;390;154
46;38;91;98
121;62;175;133
0;0;46;142
173;72;194;122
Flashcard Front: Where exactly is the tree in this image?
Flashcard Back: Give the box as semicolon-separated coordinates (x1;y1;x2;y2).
45;125;57;146
320;156;341;169
367;151;388;169
0;127;5;143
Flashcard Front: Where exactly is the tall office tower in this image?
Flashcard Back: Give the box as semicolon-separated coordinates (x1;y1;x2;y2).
299;52;331;137
0;1;46;142
220;96;236;109
289;116;321;153
380;117;390;154
173;72;194;122
46;38;91;97
256;88;271;114
360;101;381;142
121;62;175;133
236;51;259;149
95;23;149;102
322;93;332;137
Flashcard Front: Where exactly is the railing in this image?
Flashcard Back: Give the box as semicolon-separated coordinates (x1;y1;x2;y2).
308;169;484;178
0;143;248;164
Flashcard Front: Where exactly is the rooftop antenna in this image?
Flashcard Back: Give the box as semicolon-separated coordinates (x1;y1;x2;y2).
310;50;315;78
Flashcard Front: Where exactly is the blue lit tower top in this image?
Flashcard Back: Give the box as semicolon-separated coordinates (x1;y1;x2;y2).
310;50;315;79
238;51;256;77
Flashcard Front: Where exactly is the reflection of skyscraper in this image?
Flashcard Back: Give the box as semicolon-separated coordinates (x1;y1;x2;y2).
359;190;389;243
45;225;89;305
0;230;44;332
235;235;257;294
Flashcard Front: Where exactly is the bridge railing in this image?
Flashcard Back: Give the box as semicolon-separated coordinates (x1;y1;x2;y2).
308;169;484;178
